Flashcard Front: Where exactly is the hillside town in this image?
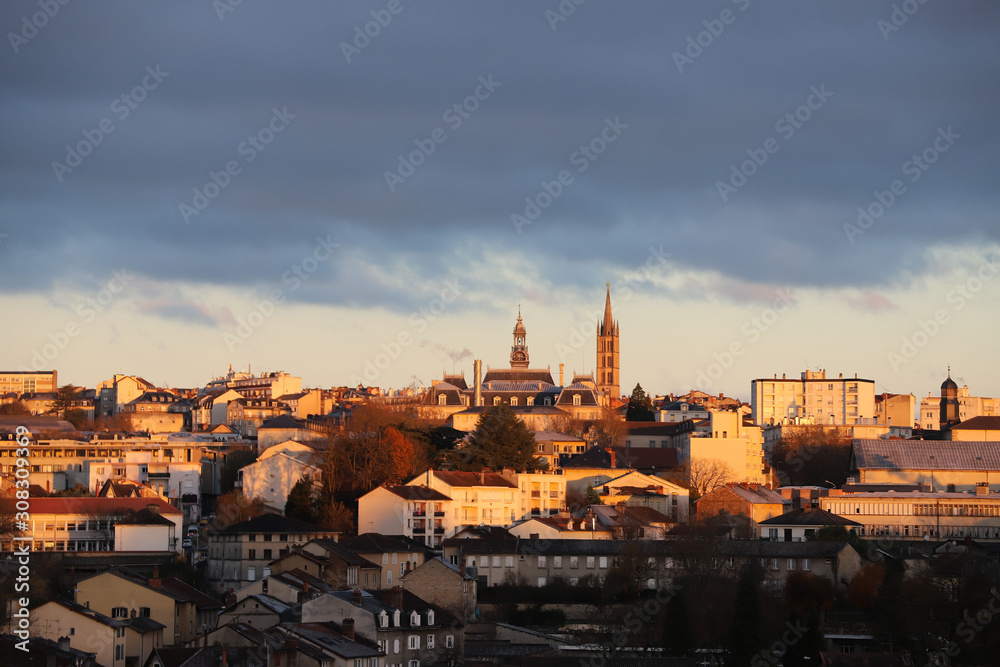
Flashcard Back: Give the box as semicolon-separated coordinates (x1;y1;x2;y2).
2;289;1000;666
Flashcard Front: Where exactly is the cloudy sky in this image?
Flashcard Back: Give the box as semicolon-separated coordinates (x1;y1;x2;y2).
2;1;998;405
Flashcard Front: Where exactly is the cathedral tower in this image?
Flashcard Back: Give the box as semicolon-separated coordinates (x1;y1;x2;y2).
510;307;529;369
596;284;620;405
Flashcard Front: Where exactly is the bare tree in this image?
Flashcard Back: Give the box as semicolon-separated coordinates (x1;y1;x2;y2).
591;407;626;448
688;457;736;500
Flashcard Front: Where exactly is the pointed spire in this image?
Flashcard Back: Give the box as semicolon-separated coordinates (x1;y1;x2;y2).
602;283;613;335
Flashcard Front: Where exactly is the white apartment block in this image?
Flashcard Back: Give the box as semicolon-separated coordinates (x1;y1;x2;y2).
359;470;568;547
0;370;57;394
751;369;875;426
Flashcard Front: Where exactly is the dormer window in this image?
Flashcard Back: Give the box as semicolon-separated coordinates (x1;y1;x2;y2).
393;610;401;627
510;397;517;407
493;396;501;406
410;611;420;627
438;394;446;406
427;610;434;625
526;397;534;406
573;395;581;406
379;611;389;628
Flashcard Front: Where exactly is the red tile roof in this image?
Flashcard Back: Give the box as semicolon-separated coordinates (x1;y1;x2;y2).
7;497;181;515
431;471;517;488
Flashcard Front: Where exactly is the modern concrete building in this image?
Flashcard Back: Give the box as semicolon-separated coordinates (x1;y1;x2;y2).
751;369;876;426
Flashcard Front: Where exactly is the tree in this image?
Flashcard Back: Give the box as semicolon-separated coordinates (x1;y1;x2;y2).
688;457;735;500
591;407;626;448
317;499;355;535
285;475;316;523
771;426;852;487
0;402;29;415
625;383;654;421
449;405;545;471
727;569;763;666
213;490;265;529
46;384;89;429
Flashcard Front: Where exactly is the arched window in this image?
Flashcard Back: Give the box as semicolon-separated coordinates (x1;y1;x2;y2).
438;394;446;405
510;397;517;407
493;396;501;406
526;397;534;406
410;611;420;626
573;395;581;406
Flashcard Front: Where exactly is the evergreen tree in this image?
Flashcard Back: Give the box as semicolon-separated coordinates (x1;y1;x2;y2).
727;569;763;666
451;405;545;471
285;475;316;523
662;586;694;656
625;383;655;421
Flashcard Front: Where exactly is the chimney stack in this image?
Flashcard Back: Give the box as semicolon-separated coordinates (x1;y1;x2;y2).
58;637;71;651
473;360;482;407
221;649;228;667
559;363;564;386
388;586;404;611
149;566;162;588
352;588;363;605
343;617;356;641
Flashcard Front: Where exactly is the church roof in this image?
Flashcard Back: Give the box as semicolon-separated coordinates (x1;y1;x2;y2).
482;368;555;384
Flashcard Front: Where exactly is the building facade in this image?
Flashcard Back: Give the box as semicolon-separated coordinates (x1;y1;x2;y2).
751;369;876;426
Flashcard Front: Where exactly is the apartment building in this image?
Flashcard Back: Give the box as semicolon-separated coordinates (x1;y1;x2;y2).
0;497;182;554
96;375;156;417
227;398;292;437
751;369;876;426
0;369;57;394
874;392;916;428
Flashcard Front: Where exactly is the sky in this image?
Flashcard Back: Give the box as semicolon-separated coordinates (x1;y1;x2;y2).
1;1;998;404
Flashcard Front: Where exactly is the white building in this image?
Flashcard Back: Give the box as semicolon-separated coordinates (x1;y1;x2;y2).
751;369;876;426
236;440;323;509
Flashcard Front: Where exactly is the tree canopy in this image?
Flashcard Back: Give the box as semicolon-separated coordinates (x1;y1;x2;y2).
450;404;545;471
625;383;654;421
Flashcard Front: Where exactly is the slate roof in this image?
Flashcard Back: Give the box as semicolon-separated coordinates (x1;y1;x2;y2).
853;439;1000;470
220;513;332;535
431;470;518;488
259;415;308;430
757;508;862;528
302;538;381;568
623;421;695;436
532;431;586;442
448;538;854;559
281;622;383;659
344;533;433;554
566;447;680;470
115;508;176;526
383;485;452;501
482;368;555;384
724;484;791;505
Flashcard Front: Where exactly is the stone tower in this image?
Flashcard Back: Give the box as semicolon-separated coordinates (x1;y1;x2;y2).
596;284;620;405
510;307;529;369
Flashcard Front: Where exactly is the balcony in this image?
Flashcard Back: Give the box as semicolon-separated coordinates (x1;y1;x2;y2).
530;491;541;498
412;511;426;517
549;492;559;498
434;528;444;534
412;528;426;535
434;511;445;517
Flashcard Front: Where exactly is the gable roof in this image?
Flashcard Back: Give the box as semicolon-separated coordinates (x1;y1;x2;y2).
259;415;308;430
4;497;181;516
383;485;452;501
950;416;1000;431
853;439;1000;471
343;533;433;555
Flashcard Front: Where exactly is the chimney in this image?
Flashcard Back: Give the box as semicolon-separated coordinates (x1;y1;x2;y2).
225;592;237;608
343;617;356;641
976;482;990;496
352;588;363;605
388;586;404;611
58;637;71;651
149;566;161;588
607;448;616;468
473;360;482;407
479;470;485;484
559;363;564;386
221;649;228;667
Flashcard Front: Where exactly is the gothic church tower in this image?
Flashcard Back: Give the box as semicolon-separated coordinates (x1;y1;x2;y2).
596;284;620;405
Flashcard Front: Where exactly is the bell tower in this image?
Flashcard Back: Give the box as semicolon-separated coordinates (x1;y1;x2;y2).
596;284;620;405
510;307;529;369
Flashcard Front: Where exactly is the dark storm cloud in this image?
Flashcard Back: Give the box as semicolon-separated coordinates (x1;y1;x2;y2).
2;1;998;320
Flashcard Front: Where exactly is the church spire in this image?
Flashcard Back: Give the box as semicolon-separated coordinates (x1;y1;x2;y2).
510;308;529;369
596;283;620;406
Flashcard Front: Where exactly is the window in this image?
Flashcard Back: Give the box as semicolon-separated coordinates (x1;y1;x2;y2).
553;556;562;568
249;549;256;560
411;611;420;626
112;607;128;618
494;397;501;406
569;577;579;585
787;559;796;571
355;660;363;667
802;559;811;571
598;557;607;568
69;628;75;636
510;397;517;407
586;556;595;568
427;634;435;649
394;610;401;626
505;556;514;568
573;395;581;406
771;559;780;571
569;556;579;569
380;611;389;628
538;577;547;586
383;553;389;565
492;556;501;567
392;552;398;564
408;635;421;649
409;662;420;667
537;556;546;567
394;639;400;654
446;635;455;648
